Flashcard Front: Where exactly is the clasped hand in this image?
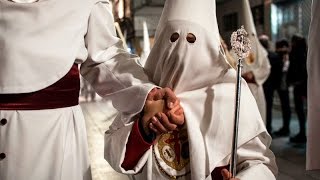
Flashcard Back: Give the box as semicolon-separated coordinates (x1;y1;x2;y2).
142;88;240;180
141;87;185;136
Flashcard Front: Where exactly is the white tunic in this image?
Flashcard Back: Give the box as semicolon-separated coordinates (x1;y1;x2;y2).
0;0;154;179
307;0;320;170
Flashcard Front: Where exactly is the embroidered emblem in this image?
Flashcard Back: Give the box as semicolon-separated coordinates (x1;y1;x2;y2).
153;127;190;178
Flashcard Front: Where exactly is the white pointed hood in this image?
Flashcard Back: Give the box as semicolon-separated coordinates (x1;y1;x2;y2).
139;21;151;67
145;0;229;94
241;0;268;70
144;0;267;179
155;0;220;45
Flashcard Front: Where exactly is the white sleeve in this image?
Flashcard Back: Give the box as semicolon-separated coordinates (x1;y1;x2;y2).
80;1;155;119
235;132;278;180
104;117;150;174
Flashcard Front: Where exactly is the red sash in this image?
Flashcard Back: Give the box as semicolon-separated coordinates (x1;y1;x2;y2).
0;64;80;110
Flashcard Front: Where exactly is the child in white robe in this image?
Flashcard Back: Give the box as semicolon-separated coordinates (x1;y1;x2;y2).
104;0;278;179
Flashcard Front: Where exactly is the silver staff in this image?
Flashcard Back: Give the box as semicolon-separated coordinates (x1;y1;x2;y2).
229;26;251;178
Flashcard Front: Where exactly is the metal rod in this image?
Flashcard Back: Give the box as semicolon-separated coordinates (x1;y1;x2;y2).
228;25;251;179
229;58;243;178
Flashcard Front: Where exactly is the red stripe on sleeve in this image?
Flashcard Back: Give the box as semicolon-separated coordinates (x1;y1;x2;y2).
121;120;154;170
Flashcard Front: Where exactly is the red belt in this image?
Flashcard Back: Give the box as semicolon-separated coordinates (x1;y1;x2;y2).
0;64;80;110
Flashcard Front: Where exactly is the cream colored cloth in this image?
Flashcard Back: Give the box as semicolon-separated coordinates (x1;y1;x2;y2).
307;0;320;170
104;0;277;179
0;0;154;180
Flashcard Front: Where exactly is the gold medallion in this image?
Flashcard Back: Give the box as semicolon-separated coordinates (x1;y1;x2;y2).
153;127;190;178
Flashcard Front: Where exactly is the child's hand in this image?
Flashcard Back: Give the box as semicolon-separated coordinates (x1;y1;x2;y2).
221;169;240;180
149;102;185;135
165;100;185;126
141;88;185;136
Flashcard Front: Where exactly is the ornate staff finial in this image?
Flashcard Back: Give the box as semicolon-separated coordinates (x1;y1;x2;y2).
230;25;251;60
229;26;251;179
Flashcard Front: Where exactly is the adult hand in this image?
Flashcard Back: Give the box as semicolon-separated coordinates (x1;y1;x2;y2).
146;87;179;109
221;169;240;180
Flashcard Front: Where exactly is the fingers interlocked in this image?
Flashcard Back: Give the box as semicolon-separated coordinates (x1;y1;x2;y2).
149;112;178;134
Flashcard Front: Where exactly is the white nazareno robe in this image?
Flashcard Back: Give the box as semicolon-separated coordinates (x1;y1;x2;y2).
104;0;277;179
0;0;153;180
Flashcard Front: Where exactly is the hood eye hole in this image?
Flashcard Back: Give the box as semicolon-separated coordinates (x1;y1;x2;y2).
170;32;180;42
186;33;196;43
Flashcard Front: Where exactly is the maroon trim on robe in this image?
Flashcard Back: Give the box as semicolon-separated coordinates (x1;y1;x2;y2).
0;64;80;110
121;119;154;170
122;120;230;178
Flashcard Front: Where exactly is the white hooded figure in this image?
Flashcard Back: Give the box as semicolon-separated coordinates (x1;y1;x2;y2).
230;0;271;124
104;0;277;179
307;0;320;170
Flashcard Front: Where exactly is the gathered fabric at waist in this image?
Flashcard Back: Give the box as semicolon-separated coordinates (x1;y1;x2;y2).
0;64;80;110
